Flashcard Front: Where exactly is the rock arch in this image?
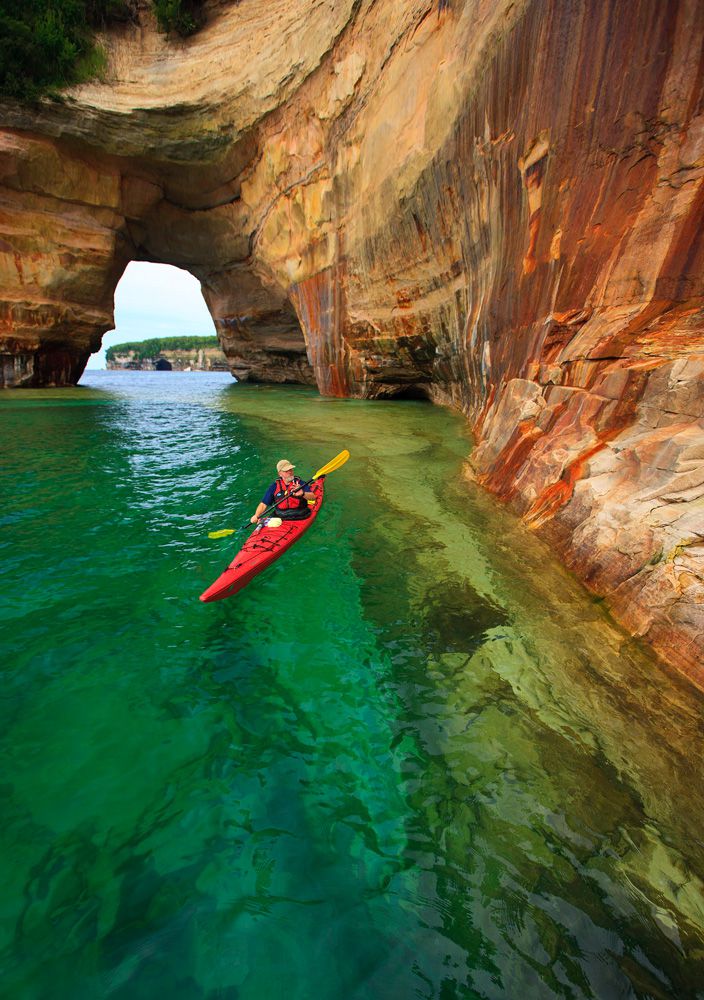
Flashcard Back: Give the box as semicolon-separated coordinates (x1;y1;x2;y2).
0;132;320;389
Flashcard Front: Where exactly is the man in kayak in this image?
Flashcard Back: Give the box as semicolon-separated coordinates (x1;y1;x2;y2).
250;459;317;523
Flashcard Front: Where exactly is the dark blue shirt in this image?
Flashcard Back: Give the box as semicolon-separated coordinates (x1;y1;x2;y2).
261;476;307;507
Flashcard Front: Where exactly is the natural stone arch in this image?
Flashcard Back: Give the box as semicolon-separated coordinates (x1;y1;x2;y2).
0;129;320;388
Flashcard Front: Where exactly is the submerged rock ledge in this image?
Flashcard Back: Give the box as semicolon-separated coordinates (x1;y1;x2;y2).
1;0;702;683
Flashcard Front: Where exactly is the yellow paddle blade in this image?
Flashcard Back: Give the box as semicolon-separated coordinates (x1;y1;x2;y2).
208;528;236;539
312;449;350;480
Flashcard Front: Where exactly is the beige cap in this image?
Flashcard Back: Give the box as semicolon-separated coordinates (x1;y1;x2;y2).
276;459;295;473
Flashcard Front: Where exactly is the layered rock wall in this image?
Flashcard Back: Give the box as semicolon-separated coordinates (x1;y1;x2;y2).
0;0;702;682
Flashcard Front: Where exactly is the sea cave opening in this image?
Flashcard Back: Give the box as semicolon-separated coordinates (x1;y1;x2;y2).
385;384;431;401
86;261;217;372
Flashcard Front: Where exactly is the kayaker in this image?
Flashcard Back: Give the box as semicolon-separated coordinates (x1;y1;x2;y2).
250;459;317;523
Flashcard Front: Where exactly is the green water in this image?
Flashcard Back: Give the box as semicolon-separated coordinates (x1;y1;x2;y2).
1;371;703;1000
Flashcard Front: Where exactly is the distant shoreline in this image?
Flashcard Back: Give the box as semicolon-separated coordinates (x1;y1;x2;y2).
105;336;228;373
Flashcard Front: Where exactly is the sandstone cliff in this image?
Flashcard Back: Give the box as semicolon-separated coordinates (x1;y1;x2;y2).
0;0;702;683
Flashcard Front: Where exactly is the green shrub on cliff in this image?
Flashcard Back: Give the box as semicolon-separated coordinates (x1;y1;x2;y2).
106;336;220;362
0;0;205;101
2;1;86;99
153;0;204;37
0;0;136;100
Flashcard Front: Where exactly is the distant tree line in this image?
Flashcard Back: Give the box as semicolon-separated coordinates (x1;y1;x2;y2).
0;0;206;101
106;335;220;361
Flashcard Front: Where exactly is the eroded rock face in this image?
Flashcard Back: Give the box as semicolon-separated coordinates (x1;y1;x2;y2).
0;0;702;683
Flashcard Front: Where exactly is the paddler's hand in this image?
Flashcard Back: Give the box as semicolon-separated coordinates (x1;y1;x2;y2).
250;515;259;524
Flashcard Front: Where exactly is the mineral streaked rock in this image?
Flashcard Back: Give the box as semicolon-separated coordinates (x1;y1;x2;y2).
0;0;702;684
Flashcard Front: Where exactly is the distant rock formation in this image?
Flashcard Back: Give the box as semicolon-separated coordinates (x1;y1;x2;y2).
0;0;702;683
107;348;226;371
106;338;229;371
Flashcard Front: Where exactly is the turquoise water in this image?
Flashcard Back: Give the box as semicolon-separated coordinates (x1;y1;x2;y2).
1;370;703;999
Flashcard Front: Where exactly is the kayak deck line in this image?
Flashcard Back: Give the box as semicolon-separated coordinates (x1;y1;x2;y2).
199;479;325;602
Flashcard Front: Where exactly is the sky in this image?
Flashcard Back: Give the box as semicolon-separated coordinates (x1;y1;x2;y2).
86;262;216;369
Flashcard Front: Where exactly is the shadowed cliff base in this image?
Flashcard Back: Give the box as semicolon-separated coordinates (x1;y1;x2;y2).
0;0;702;683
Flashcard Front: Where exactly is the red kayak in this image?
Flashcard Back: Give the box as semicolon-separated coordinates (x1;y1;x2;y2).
199;478;325;602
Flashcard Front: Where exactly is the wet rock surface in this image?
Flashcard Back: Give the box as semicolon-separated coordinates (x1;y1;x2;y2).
0;0;702;681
